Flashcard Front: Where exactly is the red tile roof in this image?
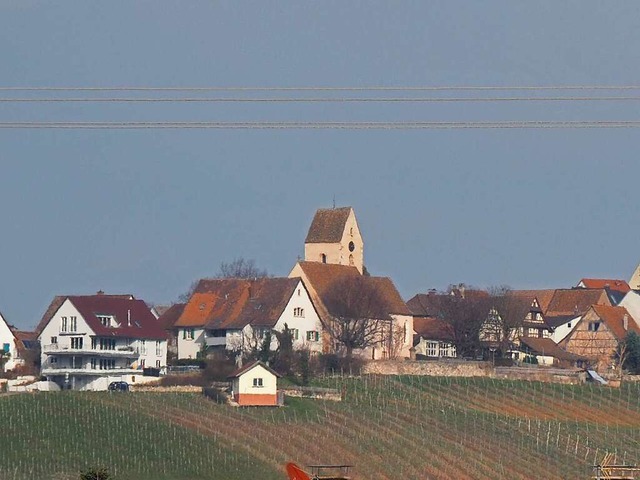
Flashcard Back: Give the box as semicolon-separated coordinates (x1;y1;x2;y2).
295;262;411;316
67;296;167;340
590;305;640;340
579;278;630;294
157;303;186;330
305;207;352;243
175;277;301;330
413;316;454;341
545;289;610;317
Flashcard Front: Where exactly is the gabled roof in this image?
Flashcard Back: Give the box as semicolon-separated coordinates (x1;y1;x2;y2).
227;360;281;379
578;278;630;294
35;293;134;335
519;337;586;361
175;277;301;330
545;288;610;317
589;304;640;340
295;262;410;317
157;303;186;330
510;290;556;314
413;316;454;342
37;294;165;340
68;296;166;340
305;207;352;243
406;293;440;317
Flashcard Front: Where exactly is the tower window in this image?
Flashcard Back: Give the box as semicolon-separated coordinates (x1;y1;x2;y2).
348;241;355;252
321;253;327;263
349;254;354;266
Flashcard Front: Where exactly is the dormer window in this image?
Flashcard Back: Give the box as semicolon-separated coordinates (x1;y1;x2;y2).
97;315;114;328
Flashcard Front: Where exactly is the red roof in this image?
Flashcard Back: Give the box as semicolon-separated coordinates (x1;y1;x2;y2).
579;278;630;294
413;316;454;342
590;305;640;340
157;303;186;330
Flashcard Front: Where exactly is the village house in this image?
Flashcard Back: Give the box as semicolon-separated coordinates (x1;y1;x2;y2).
0;311;37;372
406;293;456;359
576;278;630;305
561;304;640;372
36;293;168;391
227;360;281;406
174;277;323;359
155;303;186;361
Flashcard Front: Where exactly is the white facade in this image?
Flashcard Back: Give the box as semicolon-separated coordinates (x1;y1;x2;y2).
618;291;640;326
231;363;278;396
176;327;205;359
38;299;167;391
0;312;23;372
549;315;581;343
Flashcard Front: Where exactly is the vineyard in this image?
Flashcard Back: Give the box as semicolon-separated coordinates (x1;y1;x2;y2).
1;376;639;480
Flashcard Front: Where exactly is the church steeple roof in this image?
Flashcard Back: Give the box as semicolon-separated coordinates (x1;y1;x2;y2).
305;207;353;244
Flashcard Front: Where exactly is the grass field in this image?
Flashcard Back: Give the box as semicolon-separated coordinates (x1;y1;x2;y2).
1;376;639;480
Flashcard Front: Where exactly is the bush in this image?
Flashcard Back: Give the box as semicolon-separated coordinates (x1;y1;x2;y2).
80;467;110;480
169;358;206;368
317;354;365;375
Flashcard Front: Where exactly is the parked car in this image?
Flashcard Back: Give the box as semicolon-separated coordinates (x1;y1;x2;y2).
108;381;129;392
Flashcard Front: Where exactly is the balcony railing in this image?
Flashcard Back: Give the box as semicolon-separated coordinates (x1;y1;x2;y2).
41;366;140;376
42;344;140;357
205;336;226;347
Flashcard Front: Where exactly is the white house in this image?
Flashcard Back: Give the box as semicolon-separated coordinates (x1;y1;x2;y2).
228;360;281;406
174;277;323;359
0;311;32;372
36;293;168;391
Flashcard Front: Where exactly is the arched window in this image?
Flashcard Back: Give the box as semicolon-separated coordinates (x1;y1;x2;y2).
349;254;354;266
321;253;327;263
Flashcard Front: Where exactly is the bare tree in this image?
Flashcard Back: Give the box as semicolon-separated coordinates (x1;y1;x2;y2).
177;258;269;302
322;276;391;359
486;286;532;357
429;286;492;358
217;258;269;279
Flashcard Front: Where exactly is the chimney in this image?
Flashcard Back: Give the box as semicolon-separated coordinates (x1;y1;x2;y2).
97;290;104;296
127;309;131;327
623;313;629;331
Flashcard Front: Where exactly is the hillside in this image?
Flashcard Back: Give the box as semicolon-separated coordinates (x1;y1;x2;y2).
1;376;639;480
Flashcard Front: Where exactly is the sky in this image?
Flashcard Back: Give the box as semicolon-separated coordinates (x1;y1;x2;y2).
2;1;640;329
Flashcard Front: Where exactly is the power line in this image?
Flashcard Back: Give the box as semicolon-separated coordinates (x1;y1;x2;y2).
2;96;640;103
2;85;640;92
2;121;640;129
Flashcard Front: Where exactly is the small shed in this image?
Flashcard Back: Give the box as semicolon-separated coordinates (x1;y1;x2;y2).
227;360;281;406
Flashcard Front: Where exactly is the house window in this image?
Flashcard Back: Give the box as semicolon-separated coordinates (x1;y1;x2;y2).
70;337;83;349
50;356;58;364
252;377;264;388
91;338;97;349
588;321;601;332
306;331;319;342
99;359;116;370
184;328;195;340
99;338;116;350
97;316;113;328
51;336;58;344
61;317;68;332
70;316;77;332
140;340;147;355
297;289;301;296
293;307;304;318
156;360;161;368
291;329;299;340
90;358;97;369
426;341;438;357
2;343;9;353
155;341;161;356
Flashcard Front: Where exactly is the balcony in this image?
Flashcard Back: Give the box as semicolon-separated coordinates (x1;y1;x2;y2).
42;344;140;358
205;336;226;347
41;366;140;376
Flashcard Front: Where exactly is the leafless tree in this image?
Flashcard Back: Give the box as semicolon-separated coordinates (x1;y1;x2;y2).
429;285;492;358
217;258;269;279
177;258;269;302
322;276;391;359
487;286;532;356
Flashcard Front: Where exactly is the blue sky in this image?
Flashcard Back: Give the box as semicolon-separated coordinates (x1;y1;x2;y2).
2;1;640;329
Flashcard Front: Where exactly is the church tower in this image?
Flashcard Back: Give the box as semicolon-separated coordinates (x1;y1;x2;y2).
304;206;364;273
629;264;640;290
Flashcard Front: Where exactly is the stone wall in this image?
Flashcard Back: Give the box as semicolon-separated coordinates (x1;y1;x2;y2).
282;386;342;402
363;360;492;377
494;367;586;385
